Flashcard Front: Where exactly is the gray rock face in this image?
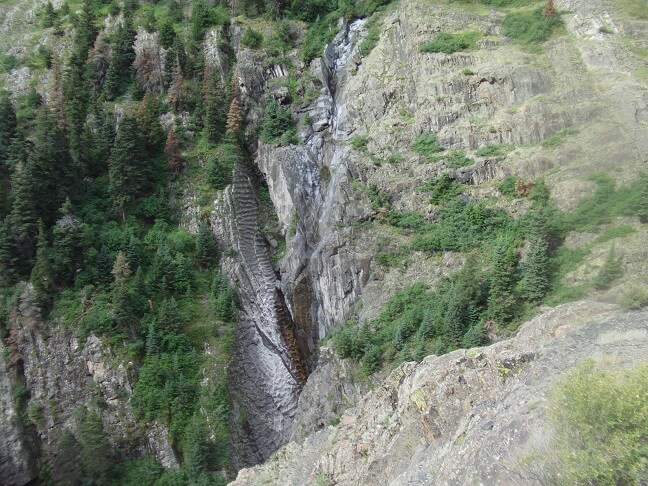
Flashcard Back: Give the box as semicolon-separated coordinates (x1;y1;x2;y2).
0;287;177;485
231;302;648;485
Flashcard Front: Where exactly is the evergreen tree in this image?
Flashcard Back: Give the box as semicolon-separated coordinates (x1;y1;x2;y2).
42;1;57;28
462;322;488;348
226;94;242;135
159;18;176;49
31;220;53;296
95;245;114;288
0;91;17;168
126;234;144;271
104;13;136;99
189;0;210;43
7;161;38;277
89;104;115;175
594;244;623;290
112;251;133;331
51;198;85;286
443;284;468;347
77;410;112;483
182;414;217;478
196;223;218;268
75;2;98;61
29;108;71;225
108;116;145;219
136;93;164;154
486;240;518;323
519;210;551;302
204;71;226;143
54;429;83;485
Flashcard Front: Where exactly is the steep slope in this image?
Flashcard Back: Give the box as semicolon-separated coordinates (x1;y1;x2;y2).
232;302;648;485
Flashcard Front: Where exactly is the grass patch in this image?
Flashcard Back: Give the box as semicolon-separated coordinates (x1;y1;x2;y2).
420;31;480;54
502;7;564;45
594;225;636;244
350;135;370;151
614;0;648;19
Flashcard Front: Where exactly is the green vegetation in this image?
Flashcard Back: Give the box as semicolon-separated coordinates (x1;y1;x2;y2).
420;31;480;54
350;135;370;151
412;133;444;158
548;361;648;485
259;98;298;145
502;7;563;44
541;128;578;149
475;143;512;157
241;28;264;49
445;150;475;168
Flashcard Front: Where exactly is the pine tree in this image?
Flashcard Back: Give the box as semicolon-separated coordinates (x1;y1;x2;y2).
159;18;176;49
594;244;623;290
112;251;133;331
43;1;56;28
7;161;38;277
108;116;145;219
443;285;468;347
196;223;218;268
51;198;85;286
136;93;164;154
182;414;216;478
75;2;98;61
486;241;518;323
0;91;17;168
204;71;226;143
95;245;113;288
31;220;53;296
104;14;136;99
519;210;551;302
226;94;242;135
77;410;112;483
167;60;186;111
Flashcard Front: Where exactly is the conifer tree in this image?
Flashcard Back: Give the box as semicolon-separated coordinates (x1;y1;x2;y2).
43;2;57;28
136;93;164;154
31;220;53;296
0;91;17;168
104;13;136;99
112;251;133;331
226;94;242;135
519;210;551;302
159;18;176;49
95;245;113;288
108;116;145;219
7;161;38;277
486;241;518;323
594;244;623;290
77;410;112;483
75;2;98;61
204;71;226;143
51;198;85;286
196;223;218;268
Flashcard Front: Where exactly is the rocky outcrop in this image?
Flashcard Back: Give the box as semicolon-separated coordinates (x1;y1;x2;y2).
0;286;177;484
231;301;648;485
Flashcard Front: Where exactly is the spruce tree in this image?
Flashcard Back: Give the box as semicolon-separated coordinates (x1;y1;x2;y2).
31;220;53;296
77;410;112;483
136;93;164;154
0;91;17;168
204;71;226;143
108;116;145;219
104;14;136;99
112;251;133;331
594;244;623;290
51;198;85;286
519;210;551;302
95;245;113;288
486;241;518;323
7;161;38;277
196;223;218;268
158;18;176;49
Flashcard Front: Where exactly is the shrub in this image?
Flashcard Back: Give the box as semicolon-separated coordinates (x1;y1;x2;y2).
475;143;512;157
502;7;563;44
412;133;444;158
593;244;623;290
241;28;263;49
350;135;369;151
420;31;480;54
619;285;648;310
419;174;463;204
445;150;475;168
498;175;518;198
549;361;648;485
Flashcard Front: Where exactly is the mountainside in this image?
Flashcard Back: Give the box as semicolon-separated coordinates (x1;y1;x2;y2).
0;0;647;484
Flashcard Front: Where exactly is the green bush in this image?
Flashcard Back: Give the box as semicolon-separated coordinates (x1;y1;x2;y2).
549;361;648;485
445;150;475;168
593;244;623;290
420;31;480;54
419;174;463;205
241;28;263;49
475;143;512;157
502;7;563;44
412;133;444;158
350;135;369;151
